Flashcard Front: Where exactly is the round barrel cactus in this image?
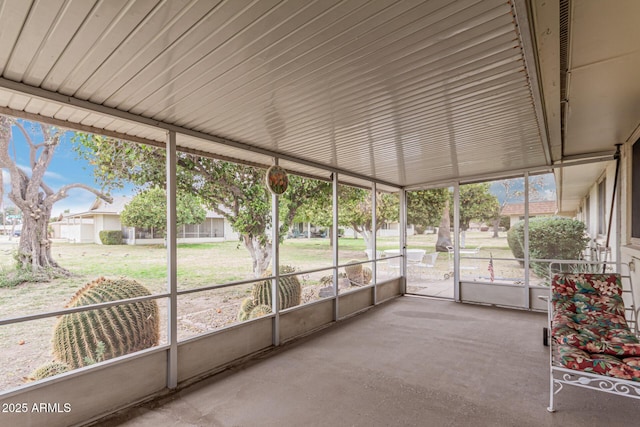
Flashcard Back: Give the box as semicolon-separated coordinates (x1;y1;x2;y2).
249;304;273;319
27;361;71;382
238;266;301;320
52;277;160;369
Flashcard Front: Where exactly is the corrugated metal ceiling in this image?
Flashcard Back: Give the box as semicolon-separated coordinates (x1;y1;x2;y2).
0;0;549;189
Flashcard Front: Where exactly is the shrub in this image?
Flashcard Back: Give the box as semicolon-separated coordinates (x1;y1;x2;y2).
499;215;511;231
99;230;123;245
507;221;525;265
507;217;589;278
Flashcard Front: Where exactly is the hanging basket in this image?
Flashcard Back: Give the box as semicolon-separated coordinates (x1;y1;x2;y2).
266;165;289;195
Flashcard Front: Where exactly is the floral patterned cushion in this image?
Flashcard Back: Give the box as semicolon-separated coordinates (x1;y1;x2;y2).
557;345;640;382
551;273;640;356
552;273;640;379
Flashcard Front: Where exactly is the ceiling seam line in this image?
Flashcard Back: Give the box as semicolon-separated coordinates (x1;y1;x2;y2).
511;0;552;166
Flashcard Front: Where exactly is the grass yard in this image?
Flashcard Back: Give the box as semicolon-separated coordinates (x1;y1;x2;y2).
0;231;524;391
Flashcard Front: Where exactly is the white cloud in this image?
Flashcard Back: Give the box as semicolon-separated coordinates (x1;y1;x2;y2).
52;191;98;216
15;163;66;182
44;170;66;181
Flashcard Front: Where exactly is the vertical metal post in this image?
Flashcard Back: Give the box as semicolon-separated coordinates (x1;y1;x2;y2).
453;183;460;302
332;173;339;320
166;131;178;389
372;182;377;304
400;188;407;294
524;172;531;309
271;159;280;346
616;152;622;273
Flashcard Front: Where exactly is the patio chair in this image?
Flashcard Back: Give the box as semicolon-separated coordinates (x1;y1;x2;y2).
546;272;640;412
384;254;401;276
411;252;439;278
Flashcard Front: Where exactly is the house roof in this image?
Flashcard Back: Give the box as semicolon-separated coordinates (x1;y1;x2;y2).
501;200;557;216
64;195;224;219
88;195;131;215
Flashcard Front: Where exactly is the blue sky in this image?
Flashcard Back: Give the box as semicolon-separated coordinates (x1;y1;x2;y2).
1;120;131;217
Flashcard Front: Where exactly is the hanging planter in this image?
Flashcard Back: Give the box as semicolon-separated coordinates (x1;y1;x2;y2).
266;165;289;195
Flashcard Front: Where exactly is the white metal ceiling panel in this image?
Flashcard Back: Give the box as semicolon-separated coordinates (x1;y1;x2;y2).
0;0;550;188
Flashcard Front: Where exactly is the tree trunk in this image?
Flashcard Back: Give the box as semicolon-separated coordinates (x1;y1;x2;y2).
492;217;500;238
15;195;64;274
361;229;374;252
242;234;272;278
436;202;452;252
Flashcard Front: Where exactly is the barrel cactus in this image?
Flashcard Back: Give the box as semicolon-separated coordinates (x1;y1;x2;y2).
237;265;301;320
344;261;372;286
238;297;257;321
362;266;372;284
249;304;273;319
52;277;160;369
27;361;71;382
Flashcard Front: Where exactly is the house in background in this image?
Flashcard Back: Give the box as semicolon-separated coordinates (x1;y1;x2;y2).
50;196;238;245
501;200;558;228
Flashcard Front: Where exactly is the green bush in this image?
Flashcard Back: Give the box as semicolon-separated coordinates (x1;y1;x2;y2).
99;230;123;245
507;217;589;278
507;221;525;266
499;215;511;231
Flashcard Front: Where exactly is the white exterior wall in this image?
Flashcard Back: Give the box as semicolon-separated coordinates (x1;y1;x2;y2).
60;223;94;243
619;141;640;313
223;220;239;241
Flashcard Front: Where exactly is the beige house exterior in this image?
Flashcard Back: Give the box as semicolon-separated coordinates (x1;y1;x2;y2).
501;201;558;228
50;196;238;245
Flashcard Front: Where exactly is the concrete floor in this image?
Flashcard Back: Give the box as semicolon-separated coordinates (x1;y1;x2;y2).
95;297;640;426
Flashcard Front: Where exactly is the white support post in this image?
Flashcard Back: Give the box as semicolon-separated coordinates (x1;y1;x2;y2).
332;172;339;320
524;172;531;309
400;188;407;294
372;182;377;304
166;131;178;389
453;183;460;302
271;159;280;346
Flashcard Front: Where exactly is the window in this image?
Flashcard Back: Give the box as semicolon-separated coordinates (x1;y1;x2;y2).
598;178;606;235
632;139;640;240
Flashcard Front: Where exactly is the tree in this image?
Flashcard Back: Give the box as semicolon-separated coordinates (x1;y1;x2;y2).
435;198;452;252
74;135;324;277
407;188;448;234
435;183;499;249
336;187;399;250
490;177;546;238
458;183;499;233
273;184;400;250
287;180;333;243
120;187;206;234
0;116;111;275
